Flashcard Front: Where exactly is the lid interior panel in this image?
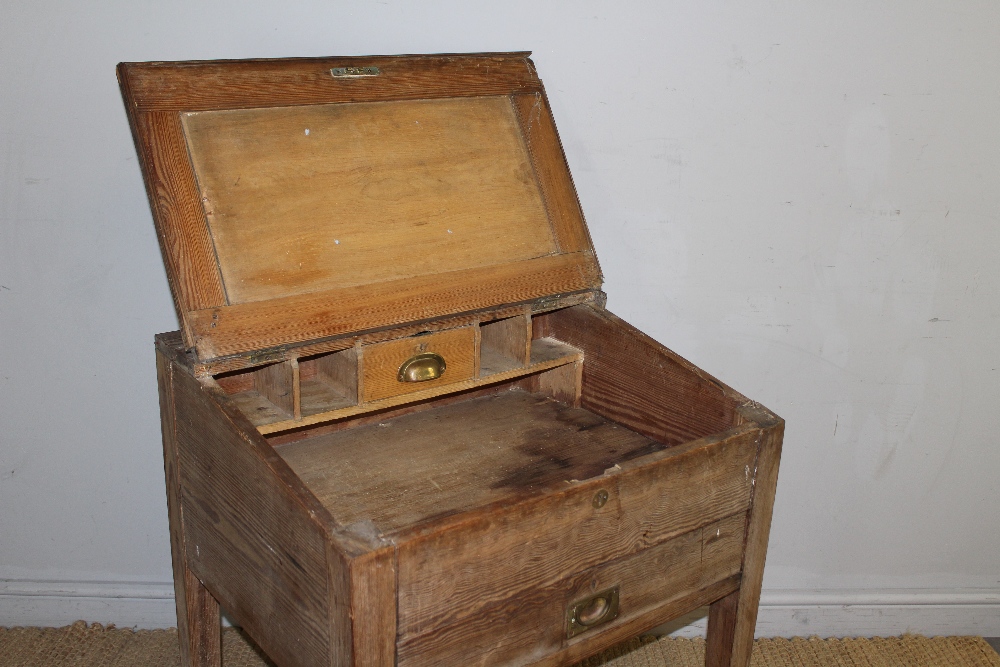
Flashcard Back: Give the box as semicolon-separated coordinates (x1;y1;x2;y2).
119;54;602;361
182;96;558;304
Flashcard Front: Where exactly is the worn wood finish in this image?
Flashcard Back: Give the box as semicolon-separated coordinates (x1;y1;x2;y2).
164;350;339;667
253;336;581;434
183;98;555;304
179;569;221;667
299;347;359;417
120;53;542;112
536;359;582;407
398;513;745;667
362;326;476;402
325;544;398;667
709;417;784;667
280;389;664;536
224;388;292;427
528;577;742;667
513;93;595;256
267;377;522;447
303;344;354;389
157;353;222;667
252;359;296;418
479;312;530;376
120;54;601;363
191;292;597;377
298;377;356;419
540;304;743;446
136;54;785;667
395;425;759;642
212;370;252;394
188;253;598;360
131;111;227;325
706;589;741;667
326;547;353;666
349;547;397;667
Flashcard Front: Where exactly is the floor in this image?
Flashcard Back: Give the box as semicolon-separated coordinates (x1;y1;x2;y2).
988;637;1000;655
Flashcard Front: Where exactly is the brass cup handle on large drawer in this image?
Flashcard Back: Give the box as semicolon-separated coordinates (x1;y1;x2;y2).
566;586;620;638
397;353;447;383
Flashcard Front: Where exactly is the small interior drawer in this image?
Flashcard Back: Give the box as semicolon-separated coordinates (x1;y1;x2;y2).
361;326;477;402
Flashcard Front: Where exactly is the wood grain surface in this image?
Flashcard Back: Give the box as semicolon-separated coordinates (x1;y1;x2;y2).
157;353;222;667
707;419;784;667
279;389;661;536
166;357;337;667
395;425;758;643
540;305;743;445
397;513;746;667
251;360;296;418
137;52;786;667
299;347;359;417
512;92;595;256
327;544;399;666
188;252;599;359
119;54;602;362
526;576;742;667
706;589;741;667
480;313;530;375
254;336;581;434
266;377;523;446
132;112;227;318
182;98;556;304
536;360;583;407
361;326;476;402
190;292;597;377
120;53;542;112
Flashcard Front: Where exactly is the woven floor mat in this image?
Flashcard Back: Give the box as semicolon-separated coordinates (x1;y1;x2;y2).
1;622;998;667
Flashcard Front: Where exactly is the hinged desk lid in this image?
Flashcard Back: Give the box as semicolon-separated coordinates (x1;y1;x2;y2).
119;53;601;361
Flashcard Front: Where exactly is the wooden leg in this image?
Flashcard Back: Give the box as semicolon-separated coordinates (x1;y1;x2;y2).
159;352;222;667
705;589;740;666
705;419;784;667
175;566;222;667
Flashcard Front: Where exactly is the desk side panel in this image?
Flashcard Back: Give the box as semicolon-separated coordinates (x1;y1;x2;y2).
165;353;337;667
157;350;222;667
537;305;745;445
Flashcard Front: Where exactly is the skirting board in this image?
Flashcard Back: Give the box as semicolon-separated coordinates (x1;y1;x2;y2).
0;580;178;630
2;580;999;637
659;589;1000;639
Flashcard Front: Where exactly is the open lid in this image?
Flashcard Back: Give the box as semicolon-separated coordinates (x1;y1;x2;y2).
118;53;601;361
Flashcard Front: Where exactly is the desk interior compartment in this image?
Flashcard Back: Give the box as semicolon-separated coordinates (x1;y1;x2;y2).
479;313;531;377
212;359;299;425
298;347;359;417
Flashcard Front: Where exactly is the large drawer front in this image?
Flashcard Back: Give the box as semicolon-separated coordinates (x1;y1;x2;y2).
395;427;760;665
397;512;746;666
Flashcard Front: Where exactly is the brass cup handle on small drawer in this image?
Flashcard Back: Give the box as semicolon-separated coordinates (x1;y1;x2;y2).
397;353;447;383
566;586;620;638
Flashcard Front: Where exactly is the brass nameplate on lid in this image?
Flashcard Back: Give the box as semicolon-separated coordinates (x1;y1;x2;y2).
331;66;381;78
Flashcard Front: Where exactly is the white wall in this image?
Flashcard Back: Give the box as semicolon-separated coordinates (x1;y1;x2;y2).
2;0;998;636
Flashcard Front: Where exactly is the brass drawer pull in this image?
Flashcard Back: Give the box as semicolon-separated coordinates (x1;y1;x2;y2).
397;353;447;383
566;586;620;638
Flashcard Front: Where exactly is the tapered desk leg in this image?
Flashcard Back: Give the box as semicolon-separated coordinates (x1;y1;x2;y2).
159;352;222;667
705;589;740;666
174;565;222;667
705;421;783;667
